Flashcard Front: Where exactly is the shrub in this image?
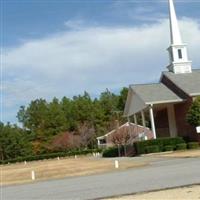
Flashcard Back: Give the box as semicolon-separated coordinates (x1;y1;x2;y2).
187;96;200;127
176;143;187;150
0;149;101;165
164;145;174;151
145;145;160;154
102;146;123;157
187;142;199;149
134;137;185;154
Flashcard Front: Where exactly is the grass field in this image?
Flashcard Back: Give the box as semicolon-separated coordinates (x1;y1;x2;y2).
1;150;200;186
1;155;146;186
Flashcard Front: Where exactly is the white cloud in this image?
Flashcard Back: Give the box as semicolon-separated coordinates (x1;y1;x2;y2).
111;2;167;22
64;19;86;30
2;18;200;122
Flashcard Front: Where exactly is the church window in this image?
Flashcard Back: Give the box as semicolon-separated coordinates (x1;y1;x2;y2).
178;49;182;59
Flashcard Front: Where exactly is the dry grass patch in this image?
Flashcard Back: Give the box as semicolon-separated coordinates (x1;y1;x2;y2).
1;156;146;185
160;149;200;158
104;185;200;200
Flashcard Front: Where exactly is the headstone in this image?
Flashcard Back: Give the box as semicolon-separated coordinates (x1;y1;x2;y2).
31;170;35;180
196;126;200;133
115;160;119;169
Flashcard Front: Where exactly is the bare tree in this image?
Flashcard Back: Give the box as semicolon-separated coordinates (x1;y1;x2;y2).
111;127;131;156
78;122;95;148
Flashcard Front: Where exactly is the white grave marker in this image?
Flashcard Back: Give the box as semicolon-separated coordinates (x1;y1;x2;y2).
31;170;35;180
196;126;200;133
115;160;119;169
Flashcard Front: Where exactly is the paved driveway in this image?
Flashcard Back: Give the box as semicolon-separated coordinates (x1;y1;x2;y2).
3;157;200;200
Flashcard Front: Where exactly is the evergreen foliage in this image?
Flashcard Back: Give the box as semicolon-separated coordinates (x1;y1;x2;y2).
1;88;128;160
187;96;200;127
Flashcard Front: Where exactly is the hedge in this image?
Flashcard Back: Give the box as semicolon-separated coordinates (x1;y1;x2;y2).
102;146;124;157
0;149;102;165
187;142;199;149
134;137;185;154
145;145;160;154
176;143;187;150
164;145;174;151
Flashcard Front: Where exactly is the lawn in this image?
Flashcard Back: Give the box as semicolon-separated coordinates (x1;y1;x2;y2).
1;149;200;186
1;155;146;185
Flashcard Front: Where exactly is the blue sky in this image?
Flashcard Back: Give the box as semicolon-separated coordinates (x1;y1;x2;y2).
2;0;200;123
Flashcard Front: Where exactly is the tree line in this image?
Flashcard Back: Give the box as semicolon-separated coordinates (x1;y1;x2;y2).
1;88;199;161
0;88;128;160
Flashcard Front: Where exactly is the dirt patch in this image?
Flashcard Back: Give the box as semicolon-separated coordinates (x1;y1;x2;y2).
104;185;200;200
1;156;146;185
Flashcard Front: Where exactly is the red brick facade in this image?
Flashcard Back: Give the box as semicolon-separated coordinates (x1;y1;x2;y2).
174;99;200;142
159;75;200;142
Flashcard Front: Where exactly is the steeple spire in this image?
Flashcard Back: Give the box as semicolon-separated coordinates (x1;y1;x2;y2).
167;0;192;74
169;0;182;45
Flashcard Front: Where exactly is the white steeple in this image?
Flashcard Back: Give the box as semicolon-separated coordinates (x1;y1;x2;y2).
167;0;192;74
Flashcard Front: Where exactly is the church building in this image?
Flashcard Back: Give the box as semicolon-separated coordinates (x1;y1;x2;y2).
124;0;200;142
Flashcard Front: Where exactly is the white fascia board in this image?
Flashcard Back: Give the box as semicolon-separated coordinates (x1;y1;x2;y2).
96;136;105;140
190;93;200;97
145;99;184;105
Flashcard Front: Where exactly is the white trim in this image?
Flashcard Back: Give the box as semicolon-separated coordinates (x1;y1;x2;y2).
96;122;151;140
190;93;200;97
149;104;156;139
145;99;184;105
141;111;146;127
134;114;137;125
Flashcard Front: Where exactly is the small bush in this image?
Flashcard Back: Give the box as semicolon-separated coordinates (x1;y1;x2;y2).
176;143;187;150
134;137;185;154
164;145;174;151
187;142;199;149
145;145;160;154
102;146;123;157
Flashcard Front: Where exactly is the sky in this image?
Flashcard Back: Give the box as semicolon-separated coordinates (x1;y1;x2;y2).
1;0;200;124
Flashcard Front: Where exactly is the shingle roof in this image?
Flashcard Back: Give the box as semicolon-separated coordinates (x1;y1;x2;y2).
130;83;183;104
96;122;153;140
162;69;200;96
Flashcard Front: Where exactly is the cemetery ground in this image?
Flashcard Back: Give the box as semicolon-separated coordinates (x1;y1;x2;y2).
1;155;147;185
1;149;200;186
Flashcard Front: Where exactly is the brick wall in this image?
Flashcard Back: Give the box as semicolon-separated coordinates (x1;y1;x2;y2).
174;99;200;142
161;74;200;142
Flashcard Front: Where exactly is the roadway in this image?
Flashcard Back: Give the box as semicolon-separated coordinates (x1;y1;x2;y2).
3;157;200;200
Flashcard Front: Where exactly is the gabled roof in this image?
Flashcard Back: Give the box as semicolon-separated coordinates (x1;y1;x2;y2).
130;83;183;105
124;68;200;116
124;82;184;116
162;69;200;96
96;122;152;140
